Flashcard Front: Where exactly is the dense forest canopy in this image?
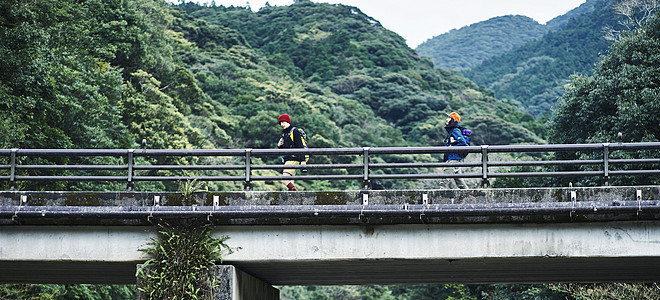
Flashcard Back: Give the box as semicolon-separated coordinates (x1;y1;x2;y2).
0;0;656;191
1;0;655;188
547;8;660;187
493;3;660;188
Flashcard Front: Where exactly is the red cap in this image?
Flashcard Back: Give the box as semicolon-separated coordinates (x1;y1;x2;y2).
278;114;291;124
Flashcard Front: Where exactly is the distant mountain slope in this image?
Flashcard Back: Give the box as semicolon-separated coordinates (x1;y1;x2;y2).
415;0;597;73
463;0;622;116
416;15;548;71
546;0;597;31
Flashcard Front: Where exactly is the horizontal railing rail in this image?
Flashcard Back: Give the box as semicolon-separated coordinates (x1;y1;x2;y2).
0;142;658;191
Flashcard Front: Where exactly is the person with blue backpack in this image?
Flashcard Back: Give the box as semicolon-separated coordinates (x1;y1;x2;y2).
277;113;309;191
442;112;469;189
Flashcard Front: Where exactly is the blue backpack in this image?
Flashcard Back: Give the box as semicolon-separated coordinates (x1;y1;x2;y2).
459;127;471;159
461;127;471;145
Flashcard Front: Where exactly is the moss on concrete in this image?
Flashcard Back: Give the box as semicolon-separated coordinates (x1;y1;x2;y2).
65;193;101;206
165;193;184;206
270;192;280;205
554;189;565;202
408;192;417;204
27;193;47;206
315;191;347;205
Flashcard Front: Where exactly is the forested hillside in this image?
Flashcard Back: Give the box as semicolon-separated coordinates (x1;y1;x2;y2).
180;1;546;145
416;15;549;71
0;0;545;192
464;0;622;116
548;8;660;187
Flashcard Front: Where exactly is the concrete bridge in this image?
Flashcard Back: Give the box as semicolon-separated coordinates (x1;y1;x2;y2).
2;186;660;295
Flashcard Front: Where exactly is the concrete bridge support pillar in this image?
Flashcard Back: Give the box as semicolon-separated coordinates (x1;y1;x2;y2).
136;265;280;300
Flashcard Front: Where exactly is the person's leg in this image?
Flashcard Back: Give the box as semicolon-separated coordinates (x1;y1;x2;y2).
282;172;294;190
453;164;467;189
282;161;300;190
440;160;457;189
442;160;467;189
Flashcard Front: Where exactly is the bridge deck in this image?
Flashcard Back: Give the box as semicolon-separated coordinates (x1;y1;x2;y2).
1;186;659;284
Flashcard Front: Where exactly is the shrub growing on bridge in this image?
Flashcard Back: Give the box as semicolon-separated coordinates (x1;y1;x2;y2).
137;219;235;299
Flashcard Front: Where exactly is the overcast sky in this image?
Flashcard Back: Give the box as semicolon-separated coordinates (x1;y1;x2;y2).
187;0;586;48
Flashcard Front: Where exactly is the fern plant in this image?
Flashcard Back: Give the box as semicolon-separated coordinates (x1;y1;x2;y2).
178;178;204;206
137;220;236;299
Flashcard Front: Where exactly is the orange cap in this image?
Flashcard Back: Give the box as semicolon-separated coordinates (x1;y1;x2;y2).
446;112;460;123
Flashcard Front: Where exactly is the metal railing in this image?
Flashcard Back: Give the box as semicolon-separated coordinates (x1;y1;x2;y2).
0;142;659;191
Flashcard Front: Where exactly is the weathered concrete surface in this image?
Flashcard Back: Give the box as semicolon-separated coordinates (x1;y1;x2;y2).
136;265;279;300
215;265;280;300
220;221;660;284
1;186;657;206
3;221;660;284
1;186;659;284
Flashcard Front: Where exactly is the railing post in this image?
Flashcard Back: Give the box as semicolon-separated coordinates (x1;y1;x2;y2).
480;145;490;188
126;149;135;191
362;147;371;190
244;148;253;191
9;148;18;191
603;143;610;186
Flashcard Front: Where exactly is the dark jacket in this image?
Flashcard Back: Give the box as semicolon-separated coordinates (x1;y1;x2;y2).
444;124;468;161
279;126;308;162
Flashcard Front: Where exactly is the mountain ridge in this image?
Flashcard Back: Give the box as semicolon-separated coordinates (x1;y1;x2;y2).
416;15;548;71
415;0;617;116
416;0;597;72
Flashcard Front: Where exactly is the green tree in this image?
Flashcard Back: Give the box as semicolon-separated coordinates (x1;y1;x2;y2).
554;282;660;299
0;284;134;300
0;0;131;149
551;13;660;144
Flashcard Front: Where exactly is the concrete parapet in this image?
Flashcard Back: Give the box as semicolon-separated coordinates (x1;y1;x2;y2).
1;186;657;226
0;186;657;207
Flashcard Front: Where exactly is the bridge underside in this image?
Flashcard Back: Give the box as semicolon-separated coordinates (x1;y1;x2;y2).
3;221;660;284
2;257;660;285
220;257;660;285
